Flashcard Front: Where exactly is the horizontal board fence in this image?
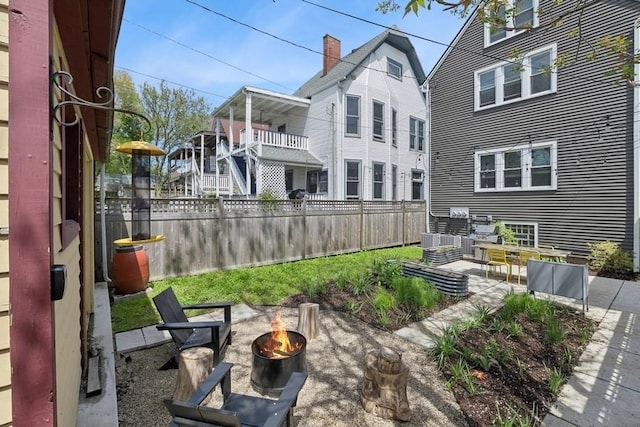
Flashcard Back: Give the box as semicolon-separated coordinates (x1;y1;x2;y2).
95;198;427;280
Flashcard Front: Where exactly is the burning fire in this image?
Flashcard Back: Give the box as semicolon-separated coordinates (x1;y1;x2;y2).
259;311;302;359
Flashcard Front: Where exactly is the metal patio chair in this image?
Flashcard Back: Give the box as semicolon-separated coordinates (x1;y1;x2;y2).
153;287;233;369
486;248;512;282
164;362;308;427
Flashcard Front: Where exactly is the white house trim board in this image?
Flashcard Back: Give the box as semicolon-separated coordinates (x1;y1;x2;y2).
634;17;640;270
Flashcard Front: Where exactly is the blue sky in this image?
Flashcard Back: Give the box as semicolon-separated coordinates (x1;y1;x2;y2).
115;0;467;110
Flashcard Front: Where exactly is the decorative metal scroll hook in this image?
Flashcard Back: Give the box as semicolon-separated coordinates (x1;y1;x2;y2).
51;70;152;134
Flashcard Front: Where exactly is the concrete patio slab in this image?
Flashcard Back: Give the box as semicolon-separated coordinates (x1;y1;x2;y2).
548;371;640;426
573;340;640;391
592;311;640;355
610;281;640;314
115;329;146;353
542;413;578;427
141;325;171;346
587;276;624;310
76;282;118;427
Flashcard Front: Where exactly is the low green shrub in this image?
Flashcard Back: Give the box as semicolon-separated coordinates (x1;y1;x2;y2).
393;276;443;311
371;288;396;312
587;240;635;279
369;258;402;288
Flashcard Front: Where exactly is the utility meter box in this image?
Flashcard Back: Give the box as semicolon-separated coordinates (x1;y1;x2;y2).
449;207;470;219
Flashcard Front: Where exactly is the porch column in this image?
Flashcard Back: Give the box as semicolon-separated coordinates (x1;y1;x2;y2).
245;91;252;196
215;118;220;197
200;133;204;197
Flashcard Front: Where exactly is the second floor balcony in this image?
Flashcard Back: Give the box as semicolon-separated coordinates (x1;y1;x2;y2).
240;128;309;151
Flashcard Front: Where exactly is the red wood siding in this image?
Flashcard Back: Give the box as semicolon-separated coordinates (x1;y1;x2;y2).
8;0;56;425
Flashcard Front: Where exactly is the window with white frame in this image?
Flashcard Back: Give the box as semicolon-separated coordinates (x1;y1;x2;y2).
474;141;556;192
307;170;328;194
345;160;361;199
484;0;539;46
411;169;424;200
285;170;293;192
373;101;385;141
346;95;360;136
391;109;397;147
409;117;425;151
502;221;538;247
392;164;397;200
475;45;556;111
387;58;402;80
372;162;385;199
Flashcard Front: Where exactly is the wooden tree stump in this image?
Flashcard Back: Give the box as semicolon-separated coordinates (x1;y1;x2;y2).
361;347;411;421
297;302;319;339
173;347;214;404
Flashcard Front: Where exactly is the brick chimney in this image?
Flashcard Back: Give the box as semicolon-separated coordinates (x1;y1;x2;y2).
323;34;341;76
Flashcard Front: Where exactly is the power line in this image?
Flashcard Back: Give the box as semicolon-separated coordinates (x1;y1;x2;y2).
116;66;229;100
300;0;614;86
122;19;295;92
182;0;421;81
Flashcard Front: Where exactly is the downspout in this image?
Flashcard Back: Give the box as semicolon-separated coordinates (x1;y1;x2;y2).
100;162;111;283
633;17;640;271
336;77;347;199
422;81;434;233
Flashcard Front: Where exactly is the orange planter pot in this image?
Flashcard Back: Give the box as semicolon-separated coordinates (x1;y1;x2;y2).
112;245;150;294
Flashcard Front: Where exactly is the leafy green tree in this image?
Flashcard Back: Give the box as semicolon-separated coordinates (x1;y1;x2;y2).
377;0;638;84
107;71;145;176
140;81;211;193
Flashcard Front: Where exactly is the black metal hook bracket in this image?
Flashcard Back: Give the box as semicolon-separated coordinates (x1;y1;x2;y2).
51;70;152;135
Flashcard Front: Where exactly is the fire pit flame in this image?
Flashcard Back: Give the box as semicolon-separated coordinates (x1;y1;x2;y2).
259;311;302;359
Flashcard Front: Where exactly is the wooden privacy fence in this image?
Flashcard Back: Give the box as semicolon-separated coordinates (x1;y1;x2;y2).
96;198;427;280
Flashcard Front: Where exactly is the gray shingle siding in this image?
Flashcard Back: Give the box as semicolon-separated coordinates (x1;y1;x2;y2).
428;0;639;255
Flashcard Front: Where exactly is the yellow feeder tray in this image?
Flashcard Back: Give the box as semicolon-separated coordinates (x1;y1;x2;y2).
115;140;166;156
114;234;165;246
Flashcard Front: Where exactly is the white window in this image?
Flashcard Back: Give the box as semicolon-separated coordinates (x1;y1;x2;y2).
345;160;361;199
474;44;556;111
409;116;425;152
474;141;556;192
387;58;402;80
346;95;360;137
391;109;397;147
307;170;328;194
484;0;539;46
502;221;538;247
373;100;385;141
391;164;397;200
411;170;424;200
372;162;385;200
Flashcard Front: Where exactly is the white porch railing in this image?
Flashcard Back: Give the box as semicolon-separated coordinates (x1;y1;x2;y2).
201;173;231;193
240;129;309;150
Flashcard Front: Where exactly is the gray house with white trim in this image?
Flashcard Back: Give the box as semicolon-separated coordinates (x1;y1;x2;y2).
426;0;640;262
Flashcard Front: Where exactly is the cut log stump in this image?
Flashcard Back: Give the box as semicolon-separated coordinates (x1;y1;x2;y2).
361;346;411;421
173;347;214;404
297;302;319;339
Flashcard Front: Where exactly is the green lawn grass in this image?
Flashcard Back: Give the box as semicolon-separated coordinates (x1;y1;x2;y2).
111;246;422;332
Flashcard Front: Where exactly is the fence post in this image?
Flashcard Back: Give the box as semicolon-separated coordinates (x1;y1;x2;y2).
402;200;406;246
302;198;307;259
360;201;364;250
216;198;225;269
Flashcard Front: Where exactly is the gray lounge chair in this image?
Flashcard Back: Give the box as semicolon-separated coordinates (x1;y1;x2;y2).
153;287;233;369
164;362;307;427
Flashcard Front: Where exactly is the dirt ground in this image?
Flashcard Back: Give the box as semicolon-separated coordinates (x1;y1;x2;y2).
116;306;468;427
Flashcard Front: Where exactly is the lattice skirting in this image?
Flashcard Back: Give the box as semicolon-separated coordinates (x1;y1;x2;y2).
258;161;286;198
